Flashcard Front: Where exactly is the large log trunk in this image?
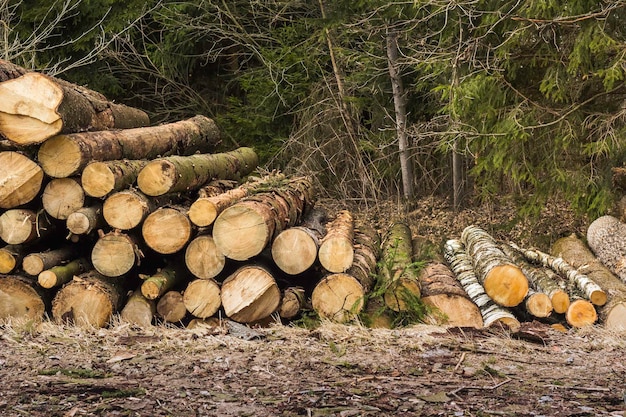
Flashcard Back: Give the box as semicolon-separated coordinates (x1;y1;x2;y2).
0;275;49;321
0;59;149;145
38;115;219;178
41;177;85;220
182;279;222;319
184;234;225;279
220;265;281;323
586;215;626;284
552;233;626;330
318;210;354;273
137;147;259;196
213;176;315;261
81;159;149;198
0;209;55;245
91;231;141;277
102;189;155;231
38;257;90;289
120;288;155;327
0;151;44;209
141;207;193;255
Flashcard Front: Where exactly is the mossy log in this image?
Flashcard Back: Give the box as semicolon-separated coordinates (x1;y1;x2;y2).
38;115;218;178
38;257;90;289
0;275;49;321
311;225;380;323
140;263;189;300
213;176;315;261
0;245;26;274
221;265;281;323
0;209;55;245
0;151;44;209
278;287;306;320
120;289;156;327
102;189;155;231
0;59;150;145
141;207;193;255
137;147;258;197
460;225;528;307
184;234;225;279
444;239;520;331
182;278;222;319
318;210;354;273
91;231;141;277
42;177;85;220
66;205;104;236
156;290;188;323
22;246;78;276
586;215;626;284
82;159;149;198
51;271;126;327
196;179;239;199
552;233;626;330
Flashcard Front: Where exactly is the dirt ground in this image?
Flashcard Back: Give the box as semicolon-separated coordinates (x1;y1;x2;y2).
0;196;625;417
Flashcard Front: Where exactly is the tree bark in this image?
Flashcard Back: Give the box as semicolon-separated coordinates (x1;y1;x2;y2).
91;231;141;277
460;225;528;307
137;147;258;196
141;207;193;255
22;246;79;276
182;278;222;319
0;245;26;274
38;257;90;289
0;275;49;321
42;177;85;220
140;264;188;300
156;290;188;323
0;209;55;245
81;159;150;198
66;205;104;236
318;210;354;273
213;176;315;261
184;234;225;279
586;215;626;284
221;265;281;323
37;115;219;178
0;151;44;209
0;59;149;145
102;189;156;231
611;166;626;191
278;287;306;320
120;288;155;328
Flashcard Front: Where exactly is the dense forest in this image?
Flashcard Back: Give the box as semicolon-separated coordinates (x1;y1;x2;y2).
4;0;626;216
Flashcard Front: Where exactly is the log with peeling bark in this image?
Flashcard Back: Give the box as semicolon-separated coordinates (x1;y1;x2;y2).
102;189;156;231
586;215;626;284
0;245;26;274
311;225;380;323
278;287;306;320
380;222;421;312
38;257;90;289
91;231;141;277
140;264;188;300
0;275;49;321
22;246;78;276
120;289;155;327
0;209;55;245
156;290;188;323
81;160;150;198
460;225;528;307
51;271;126;327
182;278;222;319
509;242;607;306
141;207;193;255
0;151;44;209
137;147;259;197
220;265;281;323
0;59;149;146
318;210;354;273
42;177;85;220
66;205;104;236
38;115;218;178
418;262;484;328
444;239;520;331
552;233;626;330
184;234;225;279
213;176;315;261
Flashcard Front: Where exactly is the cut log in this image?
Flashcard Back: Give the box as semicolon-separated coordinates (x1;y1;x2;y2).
196;179;239;199
0;275;48;321
552;233;626;330
221;265;281;323
0;151;44;209
42;177;85;220
565;297;598;327
587;215;626;284
461;225;528;307
137;147;259;196
38;115;218;178
38;257;90;289
91;231;141;277
120;289;155;327
182;278;222;319
521;289;553;318
278;287;306;320
0;59;149;145
213;176;315;261
184;234;225;279
0;245;26;274
156;290;188;323
0;209;55;245
140;264;188;300
380;222;421;312
418;262;484;328
444;239;520;331
311;225;380;323
318;210;354;273
51;271;126;327
142;207;193;255
82;159;149;198
22;246;79;276
66;205;104;236
103;189;155;230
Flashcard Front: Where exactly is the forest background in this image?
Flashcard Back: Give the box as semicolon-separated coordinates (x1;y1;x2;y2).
4;0;626;217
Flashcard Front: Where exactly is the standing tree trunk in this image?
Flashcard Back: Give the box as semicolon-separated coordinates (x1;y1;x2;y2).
0;151;44;209
318;210;354;273
81;159;150;198
182;279;222;319
221;265;281;323
141;207;193;255
0;275;49;321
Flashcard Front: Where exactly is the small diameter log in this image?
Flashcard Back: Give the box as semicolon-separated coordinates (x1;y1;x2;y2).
140;264;188;300
51;271;126;327
522;289;553;319
120;289;155;327
42;177;85;220
182;279;222;319
460;225;528;307
156;290;188;323
587;215;626;283
38;257;90;289
103;189;155;230
418;262;484;328
0;59;149;145
66;205;104;236
184;234;225;279
0;209;55;245
444;239;520;331
213;176;315;261
0;245;26;274
22;246;78;276
566;296;598;328
221;265;281;323
0;151;44;209
318;210;354;273
278;287;306;320
509;242;607;306
0;275;48;321
142;207;193;255
380;223;421;312
38;115;218;178
137;147;259;197
91;231;141;277
311;226;380;323
552;233;626;330
196;179;239;198
82;160;149;198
